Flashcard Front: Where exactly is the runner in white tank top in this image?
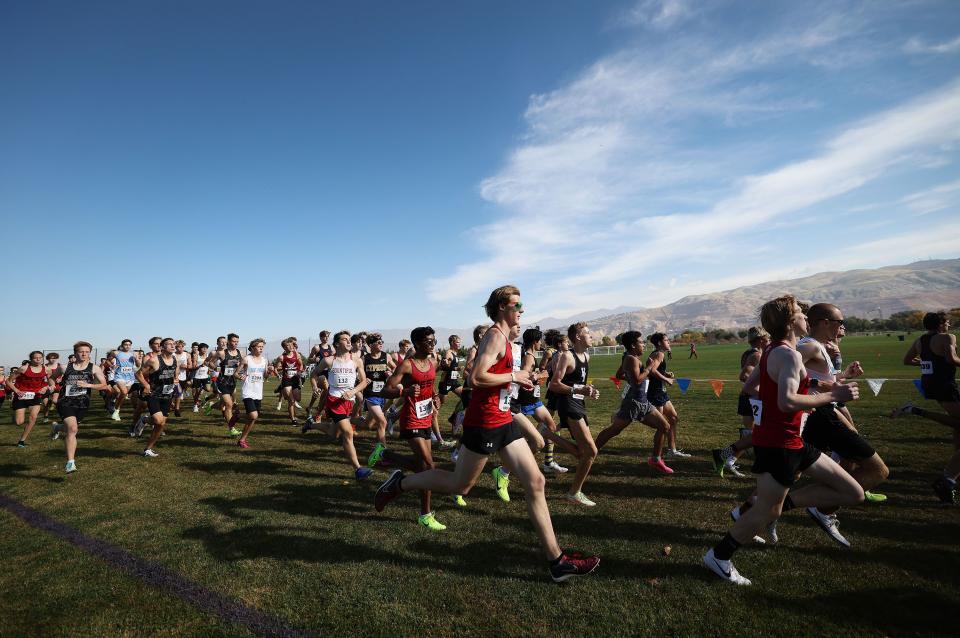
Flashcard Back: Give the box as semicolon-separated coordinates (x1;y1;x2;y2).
236;339;273;449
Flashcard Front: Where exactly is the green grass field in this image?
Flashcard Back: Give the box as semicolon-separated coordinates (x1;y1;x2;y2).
2;334;959;637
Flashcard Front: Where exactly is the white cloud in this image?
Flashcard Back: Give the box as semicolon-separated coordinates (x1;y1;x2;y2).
620;0;697;30
899;178;960;215
903;35;960;55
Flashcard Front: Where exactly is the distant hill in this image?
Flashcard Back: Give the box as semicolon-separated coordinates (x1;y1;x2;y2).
583;259;960;337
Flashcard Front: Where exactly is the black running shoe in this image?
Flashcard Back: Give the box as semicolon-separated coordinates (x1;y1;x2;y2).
375;470;404;512
932;476;957;504
550;551;600;583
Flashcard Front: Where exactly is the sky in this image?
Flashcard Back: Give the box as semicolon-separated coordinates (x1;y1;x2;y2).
2;0;959;363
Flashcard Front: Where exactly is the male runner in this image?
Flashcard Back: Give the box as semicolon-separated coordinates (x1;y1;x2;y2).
11;351;54;446
703;295;863;585
136;338;181;457
362;333;393;458
518;327;571;474
892;311;960;503
173;340;190;417
191;343;212;412
713;327;769;478
42;352;63;423
51;342;109;472
214;333;243;437
375;285;600;582
236;339;273;449
131;337;162;436
276;338;305;426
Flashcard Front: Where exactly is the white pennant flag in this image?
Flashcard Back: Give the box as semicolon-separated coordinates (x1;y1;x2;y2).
866;378;886;397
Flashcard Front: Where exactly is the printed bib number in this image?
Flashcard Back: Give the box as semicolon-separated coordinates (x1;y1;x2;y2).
120;365;133;374
450;370;459;380
749;399;763;426
335;373;351;386
572;392;585;401
920;360;933;375
533;385;541;398
65;384;87;397
223;367;236;377
372;381;384;393
498;388;512;411
248;374;263;383
161;384;174;395
414;397;433;419
19;392;36;400
195;369;208;379
178;371;187;381
286;369;298;378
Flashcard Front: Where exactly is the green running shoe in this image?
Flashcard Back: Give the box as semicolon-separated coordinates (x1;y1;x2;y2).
418;512;447;531
864;491;887;503
203;401;214;416
492;466;510;502
452;495;467;507
228;427;242;437
367;442;387;468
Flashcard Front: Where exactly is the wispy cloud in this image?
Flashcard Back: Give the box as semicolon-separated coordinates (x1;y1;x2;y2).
618;0;698;31
900;178;960;215
903;35;960;55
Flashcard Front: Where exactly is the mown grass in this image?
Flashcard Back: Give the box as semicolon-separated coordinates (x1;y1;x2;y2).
1;334;958;637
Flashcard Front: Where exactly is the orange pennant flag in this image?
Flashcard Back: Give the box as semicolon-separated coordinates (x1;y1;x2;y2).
609;376;622;389
709;379;724;398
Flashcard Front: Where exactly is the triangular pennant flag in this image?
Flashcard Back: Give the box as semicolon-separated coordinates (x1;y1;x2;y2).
866;379;886;397
677;378;691;393
913;379;926;399
609;375;622;389
709;379;724;398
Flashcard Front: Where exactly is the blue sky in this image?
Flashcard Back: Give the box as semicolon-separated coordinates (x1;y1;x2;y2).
2;0;959;362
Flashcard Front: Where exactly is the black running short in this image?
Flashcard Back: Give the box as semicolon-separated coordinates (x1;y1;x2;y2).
545;389;558;412
461;421;523;455
243;398;262;413
215;379;236;395
737;393;752;417
193;378;210;389
12;395;42;410
280;376;302;390
147;395;172;417
400;427;432;440
557;396;587;427
648;390;670;408
922;379;960;403
439;380;461;396
57;404;88;422
752;443;822;487
802;406;876;461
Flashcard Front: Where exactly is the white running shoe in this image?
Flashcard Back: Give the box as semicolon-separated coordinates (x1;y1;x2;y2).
450;447;460;463
766;520;779;544
277;401;284;411
111;409;121;421
889;401;913;419
192;405;200;413
564;491;596;507
807;507;850;547
725;462;746;478
65;460;77;473
703;549;751;585
729;506;742;522
50;423;62;440
294;402;303;410
542;461;569;474
751;535;766;545
133;416;147;437
143;448;159;458
666;448;692;458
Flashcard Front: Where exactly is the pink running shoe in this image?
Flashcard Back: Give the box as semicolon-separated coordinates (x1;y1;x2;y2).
648;457;674;474
237;439;250;449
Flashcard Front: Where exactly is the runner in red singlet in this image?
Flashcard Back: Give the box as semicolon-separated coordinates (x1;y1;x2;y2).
374;285;599;582
12;351;54;447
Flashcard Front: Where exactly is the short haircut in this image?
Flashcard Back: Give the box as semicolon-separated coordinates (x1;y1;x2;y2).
649;332;666;348
175;339;186;346
351;334;363;345
923;311;948;331
46;352;59;360
30;351;43;359
473;325;488;345
73;341;93;353
120;339;132;346
483;285;520;320
807;303;839;324
543;329;562;349
522;327;543;349
149;336;161;345
760;294;800;341
366;332;383;345
333;330;351;344
398;339;411;349
227;333;239;341
620;330;643;350
319;331;330;339
160;337;175;347
411;326;435;344
448;334;460;345
747;326;770;346
248;338;265;352
567;322;588;341
198;343;209;350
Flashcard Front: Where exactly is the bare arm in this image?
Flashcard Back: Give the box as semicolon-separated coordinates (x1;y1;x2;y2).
903;339;921;366
773;348;856;412
383;359;413;399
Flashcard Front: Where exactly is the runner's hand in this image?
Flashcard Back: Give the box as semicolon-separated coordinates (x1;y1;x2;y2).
843;361;863;378
831;382;859;403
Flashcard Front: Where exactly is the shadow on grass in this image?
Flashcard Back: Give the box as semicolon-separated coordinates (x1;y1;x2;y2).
180;460;321;480
0;464;64;483
42;447;126;459
196;482;370;521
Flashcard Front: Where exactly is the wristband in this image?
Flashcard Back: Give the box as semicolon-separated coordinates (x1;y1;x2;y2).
572;384;585;394
810;378;819;389
510;371;516;383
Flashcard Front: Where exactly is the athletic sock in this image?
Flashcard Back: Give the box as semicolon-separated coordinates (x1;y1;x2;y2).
545;441;555;465
549;553;564;566
713;534;741;561
782;495;796;512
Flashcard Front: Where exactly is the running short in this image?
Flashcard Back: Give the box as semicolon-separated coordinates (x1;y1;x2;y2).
616;397;654;423
521;401;543;416
510;397;522;415
752;443;821;487
365;396;386;408
147;395;172;417
802;406;876;461
922;380;960;403
648;390;670;408
57;404;88;422
280;376;302;390
400;427;432;440
243;398;262;413
326;395;354;420
545;389;558;412
737;393;752;417
13;395;42;410
215;379;236;395
439;380;461;396
557;397;587;427
193;378;210;389
460;421;523;455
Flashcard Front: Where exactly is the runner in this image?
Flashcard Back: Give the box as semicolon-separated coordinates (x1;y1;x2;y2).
191;343;212;412
100;350;117;414
236;339;274;449
130;338;161;436
712;327;770;478
375;286;600;582
11;351;53;447
135;337;181;457
306;331;334;416
107;342;132;421
518;327;572;474
549;322;603;505
437;334;464;412
276;338;305;426
214;333;243;437
384;338;413;432
892;311;960;503
203;336;228;415
172;340;190;417
311;330;373;480
703;294;864;585
0;366;6;413
42;352;63;423
595;331;674;471
689;342;698;359
51;342;109;472
362;333;393;453
371;326;447;530
646;333;689;461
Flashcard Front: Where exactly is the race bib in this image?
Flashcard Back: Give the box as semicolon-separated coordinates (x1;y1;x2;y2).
161;384;174;395
335;373;351;386
920;360;933;375
498;387;512;411
248;374;263;383
533;385;541;398
286;369;298;378
414;397;433;419
223;367;236;377
372;381;384;393
621;384;629;399
749;398;763;426
19;392;36;400
65;384;87;397
195;368;208;379
450;370;459;380
120;365;133;374
178;371;187;381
